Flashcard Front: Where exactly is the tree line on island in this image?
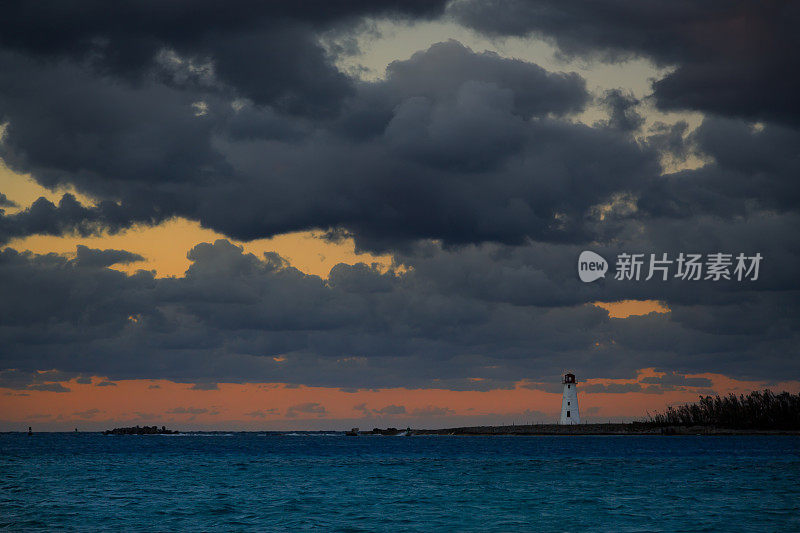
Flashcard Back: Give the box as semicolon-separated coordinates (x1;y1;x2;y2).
103;425;178;435
403;389;800;435
646;390;800;430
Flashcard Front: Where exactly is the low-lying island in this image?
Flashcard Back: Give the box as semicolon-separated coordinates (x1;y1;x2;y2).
103;425;179;435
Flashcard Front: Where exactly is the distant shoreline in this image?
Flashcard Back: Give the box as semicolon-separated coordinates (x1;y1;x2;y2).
407;424;800;436
12;425;800;436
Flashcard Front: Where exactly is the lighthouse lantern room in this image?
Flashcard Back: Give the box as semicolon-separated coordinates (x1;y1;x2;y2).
559;373;580;425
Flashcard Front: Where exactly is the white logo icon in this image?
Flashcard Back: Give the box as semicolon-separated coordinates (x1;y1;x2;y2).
578;251;608;282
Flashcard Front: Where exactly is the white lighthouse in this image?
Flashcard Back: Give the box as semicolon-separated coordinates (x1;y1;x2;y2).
559;373;580;424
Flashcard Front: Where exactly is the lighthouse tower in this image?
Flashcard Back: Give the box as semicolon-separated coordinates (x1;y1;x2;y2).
559;373;580;424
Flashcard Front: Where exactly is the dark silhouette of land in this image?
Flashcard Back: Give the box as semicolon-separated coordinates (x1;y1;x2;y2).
408;423;800;436
103;425;178;435
646;390;800;430
390;390;800;436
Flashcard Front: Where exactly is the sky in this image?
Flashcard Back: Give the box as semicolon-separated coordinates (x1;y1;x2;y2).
1;0;799;431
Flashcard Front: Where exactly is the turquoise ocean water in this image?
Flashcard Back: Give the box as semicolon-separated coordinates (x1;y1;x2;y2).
1;433;799;531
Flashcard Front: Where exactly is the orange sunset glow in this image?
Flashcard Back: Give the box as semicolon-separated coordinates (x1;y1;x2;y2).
4;368;799;431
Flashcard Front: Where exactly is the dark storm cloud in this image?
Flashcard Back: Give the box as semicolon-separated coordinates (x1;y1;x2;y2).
2;240;798;391
204;41;626;250
390;209;800;311
0;1;447;242
449;0;800;124
0;194;167;245
583;373;712;394
0;369;77;392
0;0;447;62
0;246;157;363
639;118;800;218
27;383;71;393
0;37;629;250
75;245;144;268
378;40;588;119
0;3;796;252
598;89;644;133
0;0;448;114
0;193;17;208
0;23;758;266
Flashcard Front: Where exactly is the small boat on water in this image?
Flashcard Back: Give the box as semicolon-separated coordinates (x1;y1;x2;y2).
345;427;359;436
